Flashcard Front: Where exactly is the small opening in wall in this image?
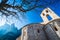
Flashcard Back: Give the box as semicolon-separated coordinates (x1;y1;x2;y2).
54;27;58;31
47;15;52;20
46;14;49;16
37;29;40;33
43;13;45;16
46;10;48;13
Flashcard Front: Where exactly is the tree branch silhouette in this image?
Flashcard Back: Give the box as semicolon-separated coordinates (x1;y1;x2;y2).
0;0;60;17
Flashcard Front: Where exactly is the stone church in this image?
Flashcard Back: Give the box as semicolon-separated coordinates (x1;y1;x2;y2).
17;8;60;40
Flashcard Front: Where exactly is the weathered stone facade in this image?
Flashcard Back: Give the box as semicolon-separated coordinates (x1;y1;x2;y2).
21;24;47;40
18;19;60;40
16;8;60;40
44;19;60;40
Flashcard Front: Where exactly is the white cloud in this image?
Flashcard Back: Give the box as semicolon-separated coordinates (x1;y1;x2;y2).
0;15;6;26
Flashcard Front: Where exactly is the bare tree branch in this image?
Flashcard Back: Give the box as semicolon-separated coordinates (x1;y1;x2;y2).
1;0;8;4
0;0;60;18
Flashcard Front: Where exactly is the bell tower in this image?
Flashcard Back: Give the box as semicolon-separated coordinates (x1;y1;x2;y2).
40;7;60;24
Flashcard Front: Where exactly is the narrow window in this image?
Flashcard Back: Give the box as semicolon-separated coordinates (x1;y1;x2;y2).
37;29;40;33
54;27;58;31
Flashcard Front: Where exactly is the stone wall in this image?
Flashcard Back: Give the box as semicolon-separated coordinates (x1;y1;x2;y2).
44;19;60;40
17;19;60;40
20;24;47;40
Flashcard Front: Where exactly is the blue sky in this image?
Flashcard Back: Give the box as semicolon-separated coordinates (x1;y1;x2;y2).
12;0;60;29
24;1;60;24
0;0;60;30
